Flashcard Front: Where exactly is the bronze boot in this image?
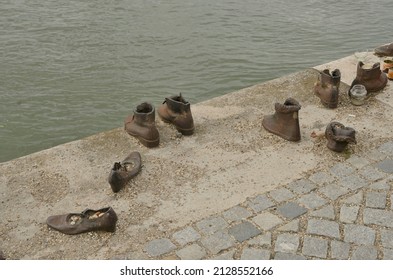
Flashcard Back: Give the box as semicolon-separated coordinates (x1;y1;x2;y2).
262;98;301;142
374;42;393;57
158;93;194;135
325;122;357;152
124;102;159;148
349;62;387;94
314;69;341;108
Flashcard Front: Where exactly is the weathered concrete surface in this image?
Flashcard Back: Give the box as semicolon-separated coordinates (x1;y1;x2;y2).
0;52;392;259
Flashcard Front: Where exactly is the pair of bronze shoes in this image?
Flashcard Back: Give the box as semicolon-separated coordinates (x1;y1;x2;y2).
262;98;357;152
124;94;195;148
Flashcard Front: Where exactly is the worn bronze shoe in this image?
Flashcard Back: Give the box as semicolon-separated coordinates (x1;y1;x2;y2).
124;102;159;148
388;68;393;80
108;151;142;193
46;207;118;235
382;59;393;73
374;42;393;57
325;122;356;152
158;93;195;135
262;98;301;142
349;62;387;94
314;69;341;108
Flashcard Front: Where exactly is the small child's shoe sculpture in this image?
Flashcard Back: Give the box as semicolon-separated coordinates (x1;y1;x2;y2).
325;122;356;152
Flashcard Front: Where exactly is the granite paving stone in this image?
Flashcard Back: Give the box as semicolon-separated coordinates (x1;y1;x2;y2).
273;252;307;260
209;250;235;260
268;187;295;203
307;219;340;238
351;246;378;260
368;180;391;190
319;184;350;200
339;205;359;223
380;229;393;249
276;202;307;219
302;236;328;258
330;163;355;178
248;232;272;247
275;233;300;253
337;174;367;190
360;166;387;181
340;191;363;205
365;149;386;162
196;216;228;235
310;205;335;219
222;206;252;222
365;191;387;209
344;224;376;245
200;231;235;255
240;248;270;260
378;141;393;156
253;212;283;230
228;221;261;242
375;159;393;174
308;171;335;186
172;226;201;246
247;194;275;213
176;244;206;260
287;179;317;194
331;240;350;260
145;238;177;257
363;208;393;228
346;155;370;169
297;193;328;209
277;219;299;232
382;248;393;260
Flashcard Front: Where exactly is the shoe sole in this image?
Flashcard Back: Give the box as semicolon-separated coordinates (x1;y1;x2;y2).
160;117;194;136
127;132;159;148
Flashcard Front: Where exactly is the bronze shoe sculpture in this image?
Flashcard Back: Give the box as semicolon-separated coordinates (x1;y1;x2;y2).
158;93;195;135
124;102;160;148
108;151;142;193
374;42;393;57
349;62;387;94
325;122;356;152
388;67;393;80
314;69;341;108
262;97;301;142
46;207;118;235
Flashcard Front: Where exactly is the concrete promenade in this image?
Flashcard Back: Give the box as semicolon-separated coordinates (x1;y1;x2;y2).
0;51;392;259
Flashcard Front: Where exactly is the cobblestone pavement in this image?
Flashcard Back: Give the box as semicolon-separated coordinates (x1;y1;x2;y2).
141;140;393;260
